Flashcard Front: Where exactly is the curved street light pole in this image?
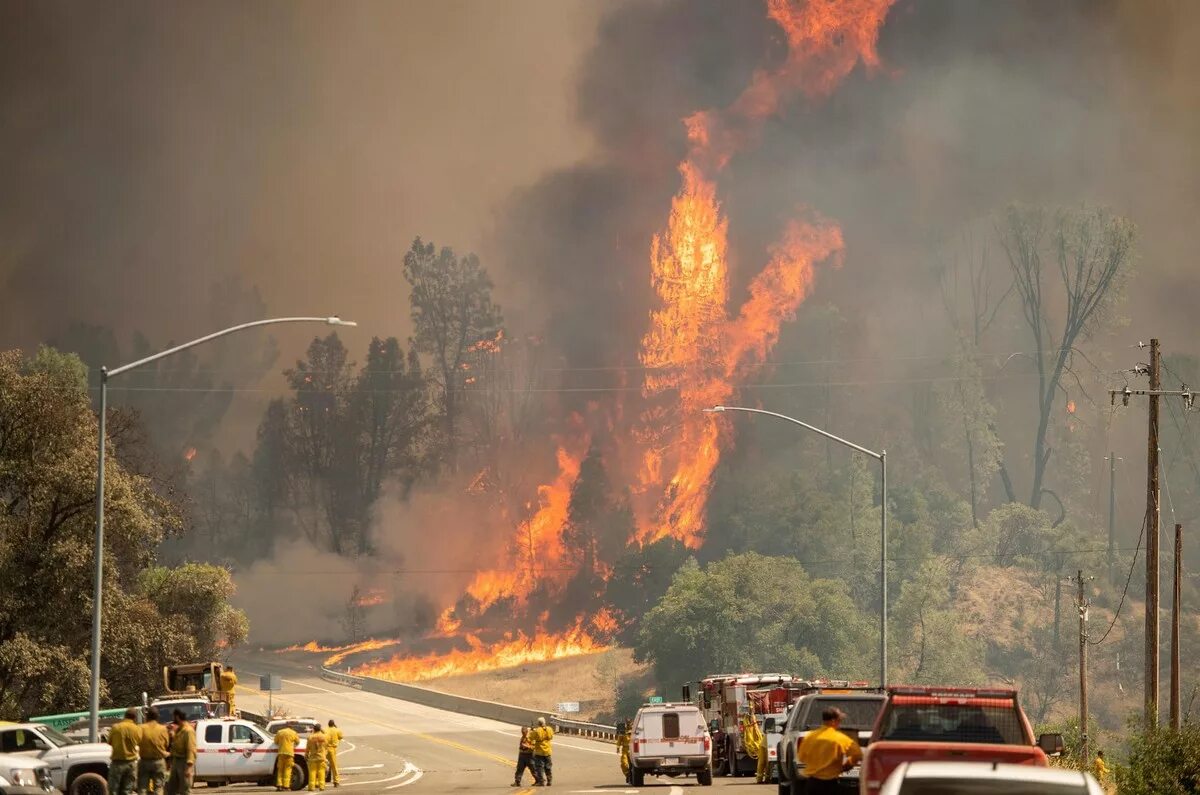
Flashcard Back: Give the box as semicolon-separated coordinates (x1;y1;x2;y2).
89;316;357;741
704;405;888;688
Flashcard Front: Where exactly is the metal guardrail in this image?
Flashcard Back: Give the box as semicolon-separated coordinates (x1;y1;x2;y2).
319;667;618;743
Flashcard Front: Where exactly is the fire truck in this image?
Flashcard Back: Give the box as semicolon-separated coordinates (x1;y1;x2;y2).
682;674;809;777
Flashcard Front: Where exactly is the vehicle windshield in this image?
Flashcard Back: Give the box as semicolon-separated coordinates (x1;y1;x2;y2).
35;727;75;748
802;698;884;730
167;703;210;722
880;704;1025;745
899;780;1085;794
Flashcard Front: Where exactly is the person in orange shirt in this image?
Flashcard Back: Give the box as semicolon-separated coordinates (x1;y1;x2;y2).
797;707;862;795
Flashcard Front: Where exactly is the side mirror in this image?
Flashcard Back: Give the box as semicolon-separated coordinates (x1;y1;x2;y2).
1037;733;1065;757
764;718;777;732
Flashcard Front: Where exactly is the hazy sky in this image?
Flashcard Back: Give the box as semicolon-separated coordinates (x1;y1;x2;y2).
0;1;604;348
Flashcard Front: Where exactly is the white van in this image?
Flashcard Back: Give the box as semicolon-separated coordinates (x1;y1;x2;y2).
629;703;713;787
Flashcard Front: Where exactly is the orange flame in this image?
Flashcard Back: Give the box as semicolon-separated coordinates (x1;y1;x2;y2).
278;640;354;654
353;587;387;607
350;621;606;682
183;447;197;462
635;0;888;547
324;638;405;667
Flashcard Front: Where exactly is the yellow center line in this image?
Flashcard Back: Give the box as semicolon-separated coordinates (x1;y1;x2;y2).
235;684;516;768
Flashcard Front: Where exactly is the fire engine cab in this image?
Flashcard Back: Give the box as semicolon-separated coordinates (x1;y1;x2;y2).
683;674;808;777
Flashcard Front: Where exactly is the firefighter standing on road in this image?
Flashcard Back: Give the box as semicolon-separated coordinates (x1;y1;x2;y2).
513;726;535;786
108;708;141;795
219;666;239;716
616;720;631;783
306;725;328;791
796;707;862;795
325;720;343;788
273;724;301;791
137;707;171;795
531;717;554;786
165;709;196;795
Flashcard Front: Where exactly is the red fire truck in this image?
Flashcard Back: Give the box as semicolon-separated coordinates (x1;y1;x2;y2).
683;674;809;777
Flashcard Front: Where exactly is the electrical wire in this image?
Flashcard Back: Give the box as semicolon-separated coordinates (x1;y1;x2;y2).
1088;509;1147;647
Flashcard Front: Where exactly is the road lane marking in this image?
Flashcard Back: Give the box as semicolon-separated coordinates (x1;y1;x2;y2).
236;685;517;768
383;762;424;789
339;764;383;771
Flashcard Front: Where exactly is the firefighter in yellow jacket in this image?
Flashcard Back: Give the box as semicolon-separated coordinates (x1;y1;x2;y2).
325;721;344;788
305;726;328;791
273;725;300;791
616;720;631;782
219;667;238;716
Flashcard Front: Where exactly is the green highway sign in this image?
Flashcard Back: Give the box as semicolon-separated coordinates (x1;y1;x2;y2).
649;696;664;704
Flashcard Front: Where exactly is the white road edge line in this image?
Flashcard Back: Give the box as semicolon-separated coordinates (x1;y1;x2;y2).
338;764;383;771
384;762;424;789
338;768;414;788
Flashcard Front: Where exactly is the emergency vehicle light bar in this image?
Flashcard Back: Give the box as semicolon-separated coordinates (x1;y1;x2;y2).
888;686;1015;699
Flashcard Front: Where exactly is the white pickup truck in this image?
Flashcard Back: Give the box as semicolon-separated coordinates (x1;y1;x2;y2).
193;719;321;791
0;723;109;795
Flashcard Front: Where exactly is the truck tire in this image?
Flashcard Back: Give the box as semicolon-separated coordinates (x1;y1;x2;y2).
631;769;645;788
290;761;308;792
69;772;108;795
697;768;713;786
789;777;805;795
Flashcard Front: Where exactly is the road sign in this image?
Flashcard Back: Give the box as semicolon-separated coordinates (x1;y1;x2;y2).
259;674;282;691
556;702;580;713
649;696;664;704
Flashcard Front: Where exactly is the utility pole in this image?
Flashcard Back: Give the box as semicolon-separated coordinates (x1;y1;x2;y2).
1171;523;1183;730
1106;453;1121;583
1147;338;1161;727
1073;570;1093;762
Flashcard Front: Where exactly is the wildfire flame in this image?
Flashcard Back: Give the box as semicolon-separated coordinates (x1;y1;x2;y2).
350;620;606;682
330;0;893;683
353;587;387;608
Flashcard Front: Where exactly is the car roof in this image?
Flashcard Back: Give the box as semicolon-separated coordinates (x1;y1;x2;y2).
636;703;701;712
899;762;1090;783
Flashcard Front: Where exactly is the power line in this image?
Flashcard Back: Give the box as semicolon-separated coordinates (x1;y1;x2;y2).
1089;509;1147;647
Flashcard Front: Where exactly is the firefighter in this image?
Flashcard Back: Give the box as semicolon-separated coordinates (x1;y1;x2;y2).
796;707;861;795
219;666;239;716
273;723;301;791
1093;750;1109;784
137;707;171;795
165;710;196;795
108;708;141;795
615;720;631;783
325;720;343;788
513;726;535;786
531;717;554;786
306;725;328;791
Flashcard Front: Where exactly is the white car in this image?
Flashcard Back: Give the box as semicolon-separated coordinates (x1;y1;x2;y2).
264;718;322;736
878;761;1105;795
0;723;109;795
194;718;323;791
0;754;58;794
629;702;713;787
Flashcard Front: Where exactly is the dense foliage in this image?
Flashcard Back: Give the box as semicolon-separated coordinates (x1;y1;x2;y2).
0;349;247;716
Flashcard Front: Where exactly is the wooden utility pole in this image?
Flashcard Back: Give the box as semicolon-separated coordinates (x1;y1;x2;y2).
1146;338;1162;726
1171;523;1183;730
1074;570;1092;762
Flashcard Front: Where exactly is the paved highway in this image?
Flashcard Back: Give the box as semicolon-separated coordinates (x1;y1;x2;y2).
225;652;759;794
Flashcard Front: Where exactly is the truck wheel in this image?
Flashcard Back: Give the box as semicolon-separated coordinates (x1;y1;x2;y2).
697;768;713;786
69;772;107;795
290;762;309;792
789;777;805;795
631;769;645;787
778;781;789;795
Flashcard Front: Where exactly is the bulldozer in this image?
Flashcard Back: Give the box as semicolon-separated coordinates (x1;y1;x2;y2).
161;662;239;715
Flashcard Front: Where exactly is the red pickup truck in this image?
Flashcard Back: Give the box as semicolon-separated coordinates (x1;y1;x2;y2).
860;686;1064;794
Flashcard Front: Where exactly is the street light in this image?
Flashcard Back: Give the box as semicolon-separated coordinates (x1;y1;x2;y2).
89;316;356;740
703;405;888;688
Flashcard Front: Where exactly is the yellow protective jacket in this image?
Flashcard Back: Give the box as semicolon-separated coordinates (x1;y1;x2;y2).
274;727;300;757
741;715;765;757
170;723;197;765
305;731;328;761
219;670;238;692
797;725;861;781
326;727;343;749
138;720;171;761
108;719;141;762
531;726;554;756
